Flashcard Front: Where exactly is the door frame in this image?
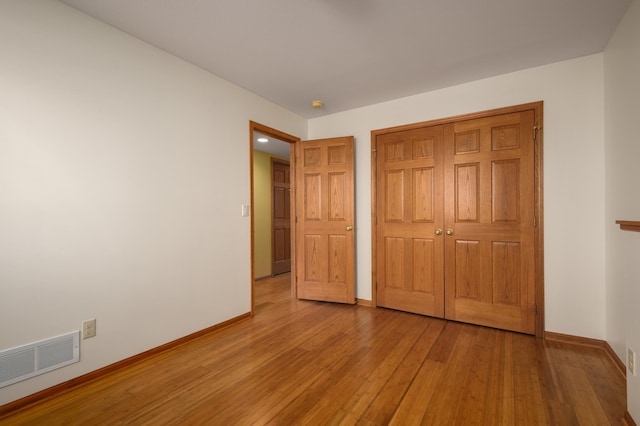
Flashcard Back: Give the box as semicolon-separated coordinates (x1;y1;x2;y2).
250;121;300;315
370;102;544;337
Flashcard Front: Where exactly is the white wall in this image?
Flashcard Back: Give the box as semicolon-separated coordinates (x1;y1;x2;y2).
0;0;306;405
309;54;607;340
1;0;631;413
604;0;640;418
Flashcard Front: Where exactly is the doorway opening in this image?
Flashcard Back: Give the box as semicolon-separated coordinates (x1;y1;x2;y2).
249;121;300;315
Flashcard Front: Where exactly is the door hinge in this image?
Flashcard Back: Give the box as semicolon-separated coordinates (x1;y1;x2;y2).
534;305;538;315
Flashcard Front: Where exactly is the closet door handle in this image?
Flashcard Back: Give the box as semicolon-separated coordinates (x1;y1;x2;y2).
446;228;454;236
435;228;443;235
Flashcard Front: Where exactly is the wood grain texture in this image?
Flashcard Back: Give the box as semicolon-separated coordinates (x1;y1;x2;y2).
375;125;446;318
295;136;355;304
371;101;545;337
546;331;628;379
0;274;629;425
272;159;291;275
616;220;640;232
445;110;536;334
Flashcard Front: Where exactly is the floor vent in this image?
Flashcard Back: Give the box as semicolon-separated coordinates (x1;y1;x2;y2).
0;331;80;388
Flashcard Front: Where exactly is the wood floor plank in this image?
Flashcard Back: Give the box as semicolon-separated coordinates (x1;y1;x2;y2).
579;345;628;425
456;326;501;424
271;308;412;425
546;341;614;426
420;323;480;425
360;320;446;425
387;323;448;425
512;332;549;425
479;330;510;424
0;274;629;425
335;313;431;422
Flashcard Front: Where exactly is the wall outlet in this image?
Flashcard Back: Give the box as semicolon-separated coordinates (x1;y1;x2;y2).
629;348;637;376
82;319;96;340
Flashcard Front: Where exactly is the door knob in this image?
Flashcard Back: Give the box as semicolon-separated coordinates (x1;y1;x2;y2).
446;228;454;236
346;225;353;231
435;228;442;235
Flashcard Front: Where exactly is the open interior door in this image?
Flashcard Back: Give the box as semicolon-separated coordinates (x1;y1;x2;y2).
294;136;356;304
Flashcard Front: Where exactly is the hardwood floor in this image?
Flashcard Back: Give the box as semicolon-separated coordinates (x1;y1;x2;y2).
1;274;629;425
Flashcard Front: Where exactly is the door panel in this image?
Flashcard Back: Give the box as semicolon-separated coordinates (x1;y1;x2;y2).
272;160;291;275
376;126;445;317
454;163;480;222
444;111;535;334
295;137;355;304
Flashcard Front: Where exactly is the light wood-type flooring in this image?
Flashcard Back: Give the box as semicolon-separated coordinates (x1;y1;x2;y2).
1;274;629;425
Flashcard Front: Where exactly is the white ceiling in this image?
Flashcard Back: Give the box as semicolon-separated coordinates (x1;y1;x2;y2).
58;0;630;119
253;132;291;158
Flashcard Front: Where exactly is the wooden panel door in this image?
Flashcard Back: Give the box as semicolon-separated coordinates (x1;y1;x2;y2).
272;159;291;275
295;136;356;304
443;111;536;334
375;126;445;317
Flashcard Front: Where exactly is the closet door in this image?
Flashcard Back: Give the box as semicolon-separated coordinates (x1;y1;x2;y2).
443;111;536;334
375;126;445;317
